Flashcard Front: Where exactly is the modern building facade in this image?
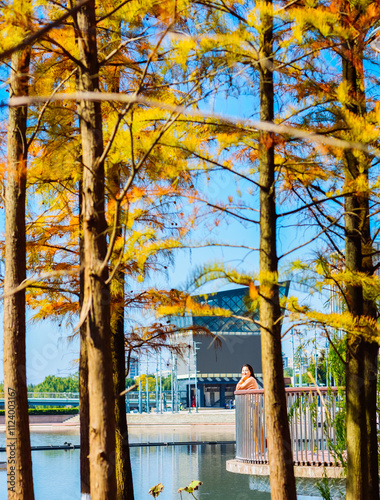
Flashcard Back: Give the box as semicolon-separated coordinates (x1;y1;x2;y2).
128;357;139;379
171;283;290;408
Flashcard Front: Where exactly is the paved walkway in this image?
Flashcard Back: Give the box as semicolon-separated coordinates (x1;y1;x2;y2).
0;409;236;430
65;408;236;426
130;408;235;425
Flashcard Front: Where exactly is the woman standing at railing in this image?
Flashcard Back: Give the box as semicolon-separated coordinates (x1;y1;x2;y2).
236;364;265;455
236;364;258;390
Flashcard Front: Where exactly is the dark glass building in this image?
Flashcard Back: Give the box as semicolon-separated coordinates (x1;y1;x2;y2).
172;283;290;408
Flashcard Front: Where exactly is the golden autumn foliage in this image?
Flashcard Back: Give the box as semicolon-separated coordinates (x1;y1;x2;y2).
1;0;380;497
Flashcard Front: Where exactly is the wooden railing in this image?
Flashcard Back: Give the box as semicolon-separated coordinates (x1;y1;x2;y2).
235;387;345;467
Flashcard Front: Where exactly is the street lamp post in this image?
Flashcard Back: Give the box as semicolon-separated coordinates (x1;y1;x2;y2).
155;357;159;414
193;341;200;413
326;334;330;387
138;358;142;414
174;354;179;412
314;331;318;386
146;356;149;414
171;352;174;414
291;328;295;386
188;344;191;413
159;351;163;414
315;352;318;386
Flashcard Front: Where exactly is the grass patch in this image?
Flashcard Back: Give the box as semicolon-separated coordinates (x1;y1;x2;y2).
0;407;79;416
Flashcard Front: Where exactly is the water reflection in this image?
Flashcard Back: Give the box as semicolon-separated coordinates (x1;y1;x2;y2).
0;426;338;499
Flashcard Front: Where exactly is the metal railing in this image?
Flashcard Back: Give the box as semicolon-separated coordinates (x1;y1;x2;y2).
235;387;345;467
125;390;187;413
0;392;79;399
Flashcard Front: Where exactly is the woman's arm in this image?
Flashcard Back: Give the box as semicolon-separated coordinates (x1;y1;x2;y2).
237;377;258;390
236;378;244;390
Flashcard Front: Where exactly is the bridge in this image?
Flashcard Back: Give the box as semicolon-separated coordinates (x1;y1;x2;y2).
0;392;80;409
0;390;182;411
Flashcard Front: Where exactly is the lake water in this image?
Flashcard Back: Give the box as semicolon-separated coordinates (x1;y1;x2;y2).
0;426;342;499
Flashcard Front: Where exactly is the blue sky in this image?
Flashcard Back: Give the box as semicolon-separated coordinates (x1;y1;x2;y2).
0;41;334;386
0;114;326;385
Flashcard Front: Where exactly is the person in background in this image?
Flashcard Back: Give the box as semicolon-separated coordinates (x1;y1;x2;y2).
236;363;264;453
236;363;258;390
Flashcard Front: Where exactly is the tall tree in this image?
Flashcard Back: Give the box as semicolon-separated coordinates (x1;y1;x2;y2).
75;0;117;497
258;2;296;498
79;182;91;499
108;57;134;499
340;3;379;497
15;8;200;498
100;16;135;495
111;258;135;500
283;2;380;497
3;1;35;499
161;1;301;496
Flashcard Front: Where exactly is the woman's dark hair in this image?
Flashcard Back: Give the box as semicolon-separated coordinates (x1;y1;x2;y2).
242;364;255;378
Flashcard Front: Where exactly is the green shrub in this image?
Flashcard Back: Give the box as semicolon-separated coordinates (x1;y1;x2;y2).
0;407;79;416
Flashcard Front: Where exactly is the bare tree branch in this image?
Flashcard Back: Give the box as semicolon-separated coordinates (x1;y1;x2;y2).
9;91;377;154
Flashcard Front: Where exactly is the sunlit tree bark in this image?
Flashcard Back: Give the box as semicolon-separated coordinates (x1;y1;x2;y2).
75;0;117;497
112;299;135;500
109;164;135;500
258;2;297;499
342;30;379;500
3;1;35;499
79;183;91;499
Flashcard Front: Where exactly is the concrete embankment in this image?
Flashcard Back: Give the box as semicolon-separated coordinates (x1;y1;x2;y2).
0;414;76;425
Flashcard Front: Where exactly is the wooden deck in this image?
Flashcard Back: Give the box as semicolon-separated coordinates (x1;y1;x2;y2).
239;449;345;467
226;458;345;479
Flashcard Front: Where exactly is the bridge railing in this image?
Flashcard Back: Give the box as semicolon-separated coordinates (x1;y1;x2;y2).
0;391;174;402
235;387;345;467
0;390;181;412
28;392;79;399
125;391;175;412
0;392;79;399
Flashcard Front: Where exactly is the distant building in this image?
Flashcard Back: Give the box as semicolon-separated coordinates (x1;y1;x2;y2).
171;283;290;408
128;357;139;379
282;355;289;369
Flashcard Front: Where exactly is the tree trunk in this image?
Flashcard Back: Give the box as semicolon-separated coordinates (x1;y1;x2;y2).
360;149;379;500
109;161;135;499
258;2;296;499
107;33;135;494
342;39;379;500
112;312;135;500
3;1;34;498
363;337;378;500
79;323;90;499
75;0;117;498
79;183;90;499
